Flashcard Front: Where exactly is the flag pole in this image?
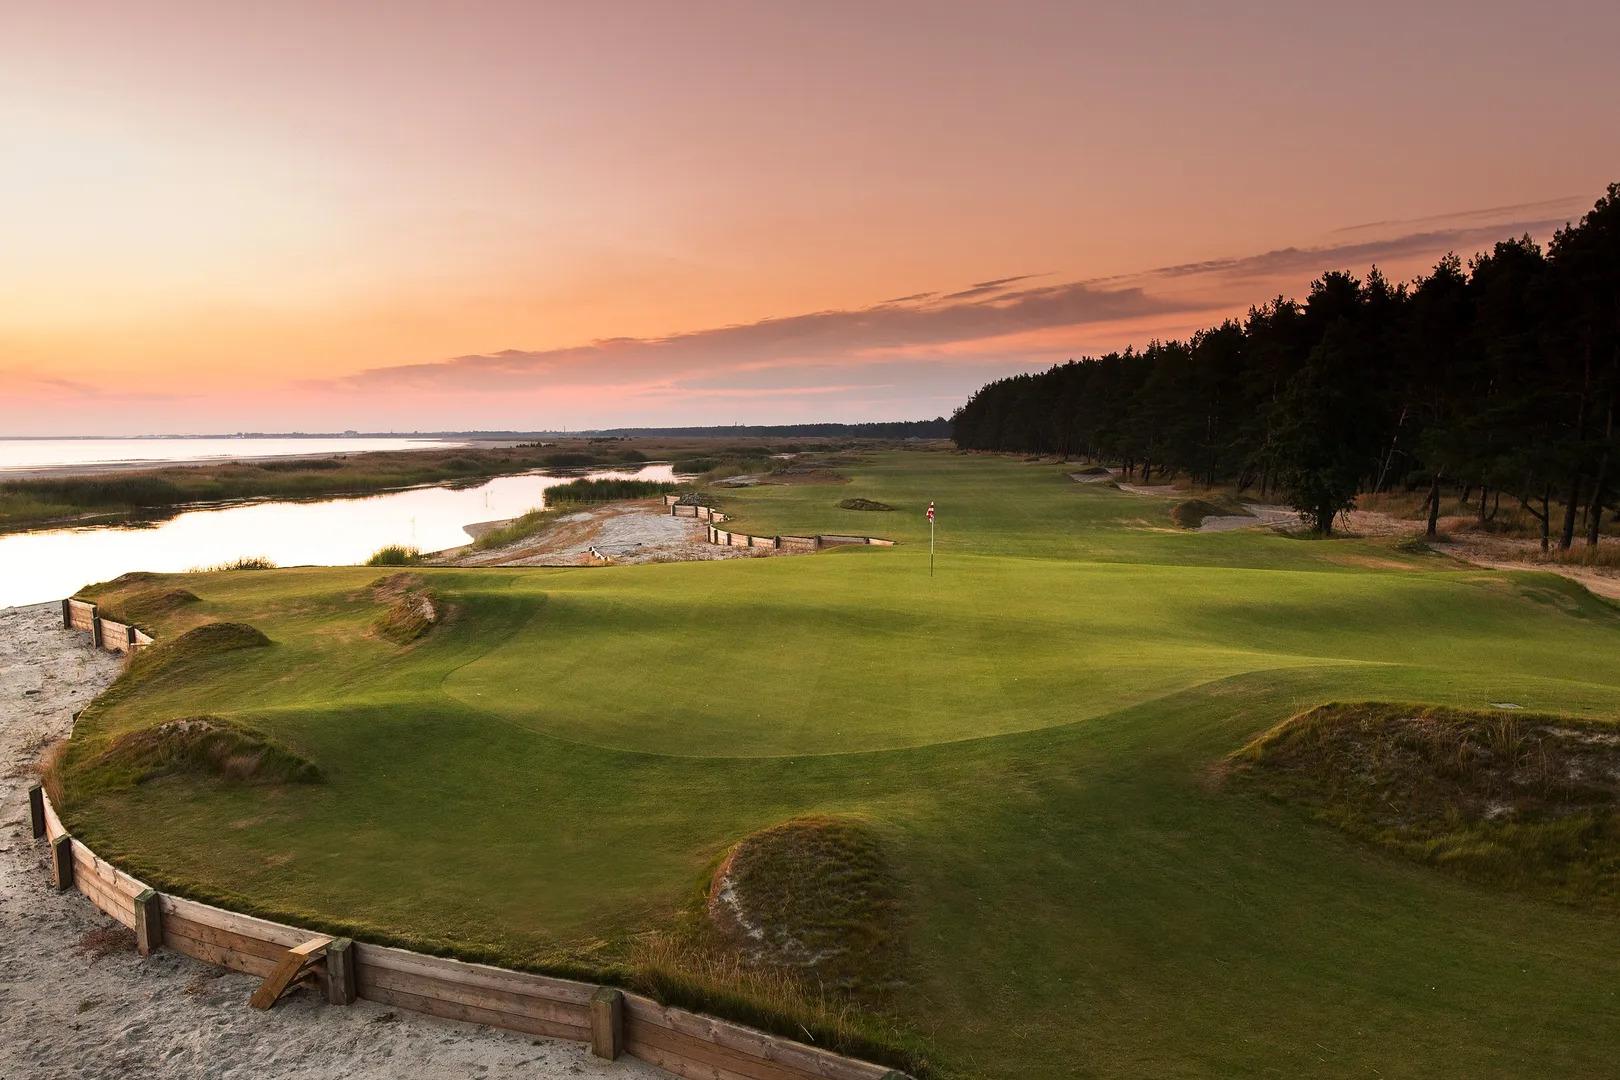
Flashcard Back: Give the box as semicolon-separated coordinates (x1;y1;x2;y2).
929;512;935;577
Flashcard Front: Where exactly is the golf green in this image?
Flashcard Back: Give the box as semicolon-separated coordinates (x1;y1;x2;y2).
63;452;1620;1078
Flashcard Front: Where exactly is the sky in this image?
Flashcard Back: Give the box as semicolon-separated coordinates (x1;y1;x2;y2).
3;1;1618;435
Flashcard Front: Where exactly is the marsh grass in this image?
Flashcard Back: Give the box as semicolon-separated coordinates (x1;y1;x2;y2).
472;508;557;550
543;478;676;506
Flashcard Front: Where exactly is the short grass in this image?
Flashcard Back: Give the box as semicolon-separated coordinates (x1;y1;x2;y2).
60;450;1620;1079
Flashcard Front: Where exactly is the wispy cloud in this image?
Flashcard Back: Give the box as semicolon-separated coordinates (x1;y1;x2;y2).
193;196;1593;428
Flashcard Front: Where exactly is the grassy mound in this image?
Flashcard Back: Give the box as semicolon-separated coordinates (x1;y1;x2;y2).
370;573;440;644
129;622;270;681
103;587;200;626
90;716;320;787
1170;497;1245;529
838;497;894;511
709;816;904;998
1229;702;1620;908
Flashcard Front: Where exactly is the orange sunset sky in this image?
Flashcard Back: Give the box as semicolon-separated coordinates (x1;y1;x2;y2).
4;1;1618;434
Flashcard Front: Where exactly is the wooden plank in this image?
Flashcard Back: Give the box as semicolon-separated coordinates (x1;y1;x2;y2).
72;839;147;898
358;960;589;1028
626;1034;792;1080
27;785;44;838
74;872;136;928
623;994;895;1080
626;1021;818;1080
164;923;282;978
42;794;64;842
134;888;162;956
590;987;623;1060
249;936;330;1009
325;937;357;1005
355;942;596;1006
51;835;74;890
356;977;589;1042
163;913;292;963
159;893;314;949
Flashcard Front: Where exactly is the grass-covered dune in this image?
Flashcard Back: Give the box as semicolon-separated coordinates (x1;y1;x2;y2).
59;451;1620;1078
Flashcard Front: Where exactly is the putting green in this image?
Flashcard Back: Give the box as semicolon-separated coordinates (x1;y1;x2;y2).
62;451;1620;1079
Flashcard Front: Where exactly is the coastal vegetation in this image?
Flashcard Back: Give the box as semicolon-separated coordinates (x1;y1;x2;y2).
56;450;1620;1078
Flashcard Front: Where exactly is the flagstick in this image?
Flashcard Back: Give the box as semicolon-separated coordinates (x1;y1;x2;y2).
929;517;935;577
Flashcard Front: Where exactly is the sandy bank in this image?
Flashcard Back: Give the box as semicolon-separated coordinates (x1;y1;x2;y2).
0;603;662;1080
443;500;777;567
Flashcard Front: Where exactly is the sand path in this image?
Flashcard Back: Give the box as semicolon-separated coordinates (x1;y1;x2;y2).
0;602;663;1080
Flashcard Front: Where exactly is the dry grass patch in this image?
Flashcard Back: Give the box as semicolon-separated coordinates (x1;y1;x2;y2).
1229;702;1620;908
838;498;894;512
369;573;441;644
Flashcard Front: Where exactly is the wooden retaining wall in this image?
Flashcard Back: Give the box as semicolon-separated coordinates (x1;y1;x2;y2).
672;492;895;554
60;598;154;653
41;612;910;1080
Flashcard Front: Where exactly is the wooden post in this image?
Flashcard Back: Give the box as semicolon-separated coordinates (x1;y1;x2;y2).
127;624;137;651
51;835;74;890
28;784;45;838
324;938;357;1005
61;599;71;629
134;888;163;956
91;616;103;649
589;987;623;1060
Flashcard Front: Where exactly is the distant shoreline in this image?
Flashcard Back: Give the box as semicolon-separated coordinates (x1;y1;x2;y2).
0;440;502;481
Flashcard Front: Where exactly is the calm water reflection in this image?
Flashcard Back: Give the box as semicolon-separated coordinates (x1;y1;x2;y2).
0;465;673;608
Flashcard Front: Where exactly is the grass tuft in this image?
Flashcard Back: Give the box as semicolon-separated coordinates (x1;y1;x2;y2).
838;498;894;512
365;544;424;566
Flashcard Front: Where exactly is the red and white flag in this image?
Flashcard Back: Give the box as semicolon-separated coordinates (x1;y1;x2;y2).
926;501;935;523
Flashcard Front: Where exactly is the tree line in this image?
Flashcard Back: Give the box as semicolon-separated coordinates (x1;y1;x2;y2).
951;184;1620;544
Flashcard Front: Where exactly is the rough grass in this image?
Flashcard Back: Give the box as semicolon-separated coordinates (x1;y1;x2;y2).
708;816;904;998
129;621;270;677
1228;702;1620;908
365;544;424;566
838;498;894;512
628;933;927;1078
85;716;321;788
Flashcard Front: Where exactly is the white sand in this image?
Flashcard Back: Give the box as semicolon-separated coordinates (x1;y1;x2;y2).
0;603;664;1080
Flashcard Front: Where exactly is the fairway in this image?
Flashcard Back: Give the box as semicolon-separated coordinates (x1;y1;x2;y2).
61;451;1620;1079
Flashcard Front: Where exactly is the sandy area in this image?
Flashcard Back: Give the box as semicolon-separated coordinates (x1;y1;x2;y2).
443;500;777;567
0;603;663;1080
